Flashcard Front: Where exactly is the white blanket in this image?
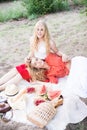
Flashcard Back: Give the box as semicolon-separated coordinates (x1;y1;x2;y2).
1;56;87;130
7;78;87;130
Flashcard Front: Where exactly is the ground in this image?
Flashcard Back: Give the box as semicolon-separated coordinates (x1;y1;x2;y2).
0;6;87;77
0;5;87;130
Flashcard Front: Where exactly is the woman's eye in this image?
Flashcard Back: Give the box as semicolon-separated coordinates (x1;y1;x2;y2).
41;29;43;31
37;28;39;31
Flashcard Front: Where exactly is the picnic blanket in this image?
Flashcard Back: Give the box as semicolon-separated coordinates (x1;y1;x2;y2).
1;56;87;130
0;77;87;130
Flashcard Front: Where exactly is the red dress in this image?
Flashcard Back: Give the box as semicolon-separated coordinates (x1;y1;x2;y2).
16;64;31;82
45;53;69;83
16;53;69;83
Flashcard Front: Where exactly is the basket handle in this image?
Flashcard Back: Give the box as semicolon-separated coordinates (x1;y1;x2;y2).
51;95;63;108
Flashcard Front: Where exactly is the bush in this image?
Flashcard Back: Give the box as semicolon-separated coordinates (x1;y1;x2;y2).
23;0;70;17
52;0;70;12
82;0;87;6
0;1;28;22
82;0;87;16
23;0;54;15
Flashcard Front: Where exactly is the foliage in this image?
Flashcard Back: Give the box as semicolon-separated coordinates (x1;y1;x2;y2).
0;1;28;22
52;0;70;12
23;0;53;15
0;0;87;22
23;0;70;18
79;0;87;16
28;14;39;20
73;0;81;5
82;0;87;6
71;0;87;6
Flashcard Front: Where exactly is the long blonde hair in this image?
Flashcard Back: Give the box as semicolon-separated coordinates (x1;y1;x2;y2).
26;59;47;82
28;67;47;82
30;20;50;55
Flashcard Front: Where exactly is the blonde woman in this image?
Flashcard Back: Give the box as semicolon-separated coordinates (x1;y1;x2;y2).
0;58;48;91
27;20;68;61
0;54;70;91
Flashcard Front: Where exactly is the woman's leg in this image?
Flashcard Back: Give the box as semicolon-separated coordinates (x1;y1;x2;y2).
0;72;22;91
0;68;18;85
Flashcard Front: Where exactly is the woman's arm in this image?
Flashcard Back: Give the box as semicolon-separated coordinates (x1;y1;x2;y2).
28;36;35;58
50;39;69;62
50;39;58;54
25;36;34;62
25;37;35;66
50;39;64;56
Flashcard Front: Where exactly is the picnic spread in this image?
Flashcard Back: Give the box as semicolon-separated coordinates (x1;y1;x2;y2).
0;75;87;130
0;56;87;130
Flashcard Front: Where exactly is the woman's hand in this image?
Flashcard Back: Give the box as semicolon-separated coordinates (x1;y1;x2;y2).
62;54;69;62
24;56;31;66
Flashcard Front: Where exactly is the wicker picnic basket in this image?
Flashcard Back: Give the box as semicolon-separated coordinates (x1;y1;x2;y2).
27;95;63;128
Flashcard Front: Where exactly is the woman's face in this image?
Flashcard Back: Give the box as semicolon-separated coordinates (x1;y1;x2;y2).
36;23;45;39
31;58;44;68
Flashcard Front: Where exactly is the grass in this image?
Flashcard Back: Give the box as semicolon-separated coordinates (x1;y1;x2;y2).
0;0;87;22
0;1;28;22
